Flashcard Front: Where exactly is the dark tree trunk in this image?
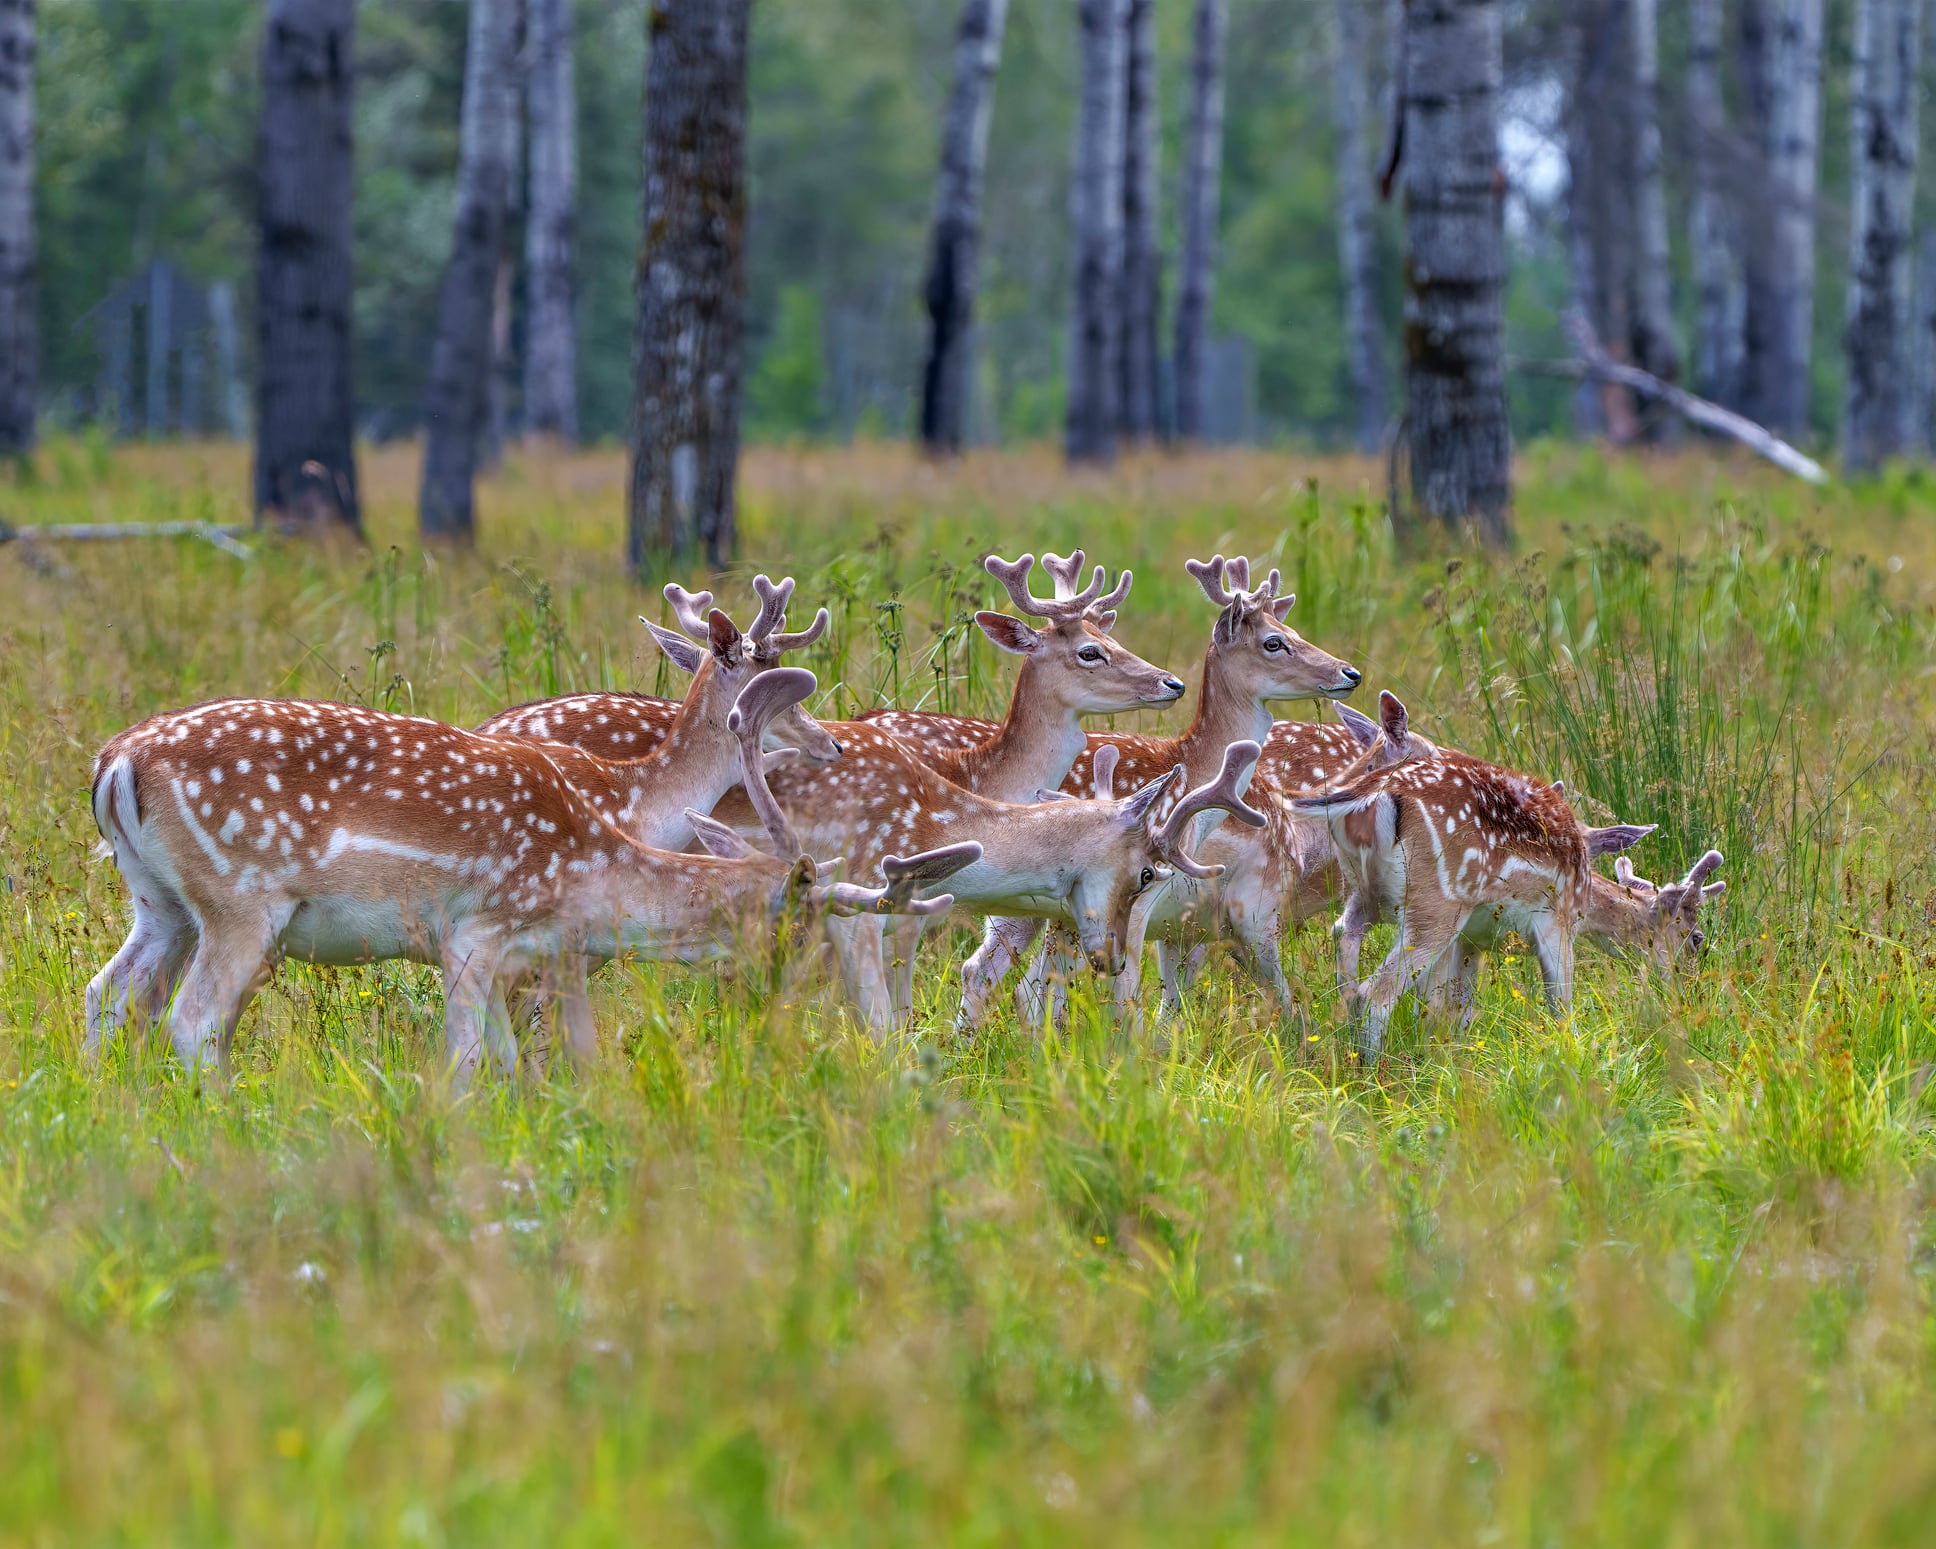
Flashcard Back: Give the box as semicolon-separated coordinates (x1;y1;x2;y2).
0;0;33;457
1173;0;1226;443
255;0;359;531
1567;0;1639;442
1400;0;1510;545
483;18;525;474
1331;0;1386;453
1842;0;1921;472
919;0;1008;455
1914;232;1936;454
1738;0;1824;438
523;0;578;441
627;0;750;570
1118;0;1160;441
1688;0;1741;405
419;0;519;541
1065;0;1127;463
1629;0;1678;440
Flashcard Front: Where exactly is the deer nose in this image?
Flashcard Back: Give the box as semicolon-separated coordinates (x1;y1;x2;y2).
1340;666;1363;686
831;739;844;756
1161;676;1186;696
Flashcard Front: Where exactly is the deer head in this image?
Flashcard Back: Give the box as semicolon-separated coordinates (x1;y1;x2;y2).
977;550;1185;716
1589;849;1728;967
642;576;840;763
1185;554;1362;705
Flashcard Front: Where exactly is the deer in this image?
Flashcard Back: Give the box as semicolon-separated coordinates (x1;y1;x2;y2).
1289;691;1726;1059
474;575;839;1042
83;669;976;1082
883;556;1362;1026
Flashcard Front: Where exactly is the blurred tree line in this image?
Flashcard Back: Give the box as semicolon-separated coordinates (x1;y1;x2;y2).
22;0;1936;451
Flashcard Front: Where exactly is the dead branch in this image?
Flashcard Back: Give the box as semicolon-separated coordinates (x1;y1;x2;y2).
0;520;252;560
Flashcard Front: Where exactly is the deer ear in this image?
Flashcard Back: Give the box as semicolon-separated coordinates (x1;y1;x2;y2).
1121;766;1182;827
685;809;752;859
1337;702;1379;747
789;854;818;895
975;611;1046;656
1269;593;1297;620
708;609;741;664
1585;822;1655;857
643;619;706;676
1378;690;1409;743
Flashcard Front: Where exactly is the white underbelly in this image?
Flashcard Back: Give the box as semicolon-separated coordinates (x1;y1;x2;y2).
278;897;444;966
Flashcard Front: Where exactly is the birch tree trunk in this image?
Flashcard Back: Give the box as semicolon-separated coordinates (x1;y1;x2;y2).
1841;0;1921;472
1118;0;1160;441
1065;0;1127;464
1688;0;1741;405
419;0;519;541
627;0;750;568
1567;0;1638;442
1173;0;1226;442
1739;0;1824;438
255;0;360;531
1914;232;1936;454
918;0;1008;455
0;0;34;457
523;0;576;441
1400;0;1511;544
1331;0;1386;453
1628;0;1678;434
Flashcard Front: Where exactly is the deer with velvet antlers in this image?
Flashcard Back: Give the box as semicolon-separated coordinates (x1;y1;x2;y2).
85;668;974;1081
1293;691;1726;1059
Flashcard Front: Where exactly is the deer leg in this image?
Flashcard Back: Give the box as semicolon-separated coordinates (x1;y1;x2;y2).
883;915;927;1018
441;933;514;1086
86;899;195;1060
1353;924;1446;1062
1228;900;1295;1020
163;918;277;1078
825;914;895;1036
959;916;1044;1031
554;964;600;1069
1154;939;1190;1017
1528;918;1576;1013
1332;891;1371;994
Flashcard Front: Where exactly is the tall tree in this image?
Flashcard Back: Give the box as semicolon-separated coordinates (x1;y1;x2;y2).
1567;0;1638;440
1117;0;1160;441
0;0;32;458
255;0;360;531
1739;0;1824;438
484;21;525;473
628;0;750;568
1396;0;1510;544
1173;0;1226;443
1331;0;1386;453
1842;0;1922;472
918;0;1008;455
1628;0;1677;417
523;0;577;442
419;0;520;542
1688;0;1741;405
1065;0;1127;463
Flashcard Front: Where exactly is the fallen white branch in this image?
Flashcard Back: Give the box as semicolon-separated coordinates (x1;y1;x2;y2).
1553;311;1829;485
0;519;252;560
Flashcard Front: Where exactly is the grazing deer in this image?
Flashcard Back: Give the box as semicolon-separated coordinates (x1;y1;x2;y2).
912;556;1361;1024
84;670;974;1081
1290;691;1725;1059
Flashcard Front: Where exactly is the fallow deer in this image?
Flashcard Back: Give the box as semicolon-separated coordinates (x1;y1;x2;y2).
1290;691;1724;1058
84;670;973;1081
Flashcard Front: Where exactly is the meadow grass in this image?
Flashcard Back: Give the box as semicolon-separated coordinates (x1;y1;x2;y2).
1;438;1935;1544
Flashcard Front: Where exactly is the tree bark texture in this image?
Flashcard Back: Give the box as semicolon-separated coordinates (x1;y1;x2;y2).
1688;0;1741;405
419;0;520;541
484;29;524;474
627;0;750;569
1738;0;1824;438
1065;0;1127;463
1118;0;1160;441
1400;0;1511;544
1173;0;1226;442
0;0;34;457
1628;0;1678;412
1914;232;1936;454
1331;0;1387;453
255;0;360;531
523;0;577;440
1567;0;1640;440
1841;0;1921;472
918;0;1008;455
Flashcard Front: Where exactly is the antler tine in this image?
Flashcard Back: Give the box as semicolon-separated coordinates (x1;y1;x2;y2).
725;667;817;860
1614;855;1655;891
663;582;715;642
769;604;831;652
984;552;1054;619
1091;566;1133;616
748;574;795;643
1091;743;1121;799
1680;849;1725;888
1184;555;1233;607
1159;740;1268;851
1039;550;1087;599
1224;556;1252;594
1251;566;1284;602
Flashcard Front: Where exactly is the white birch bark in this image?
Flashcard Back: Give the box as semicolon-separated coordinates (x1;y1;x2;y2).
1173;0;1226;442
1628;0;1677;406
524;0;577;440
1841;0;1922;471
1688;0;1741;405
1332;0;1387;452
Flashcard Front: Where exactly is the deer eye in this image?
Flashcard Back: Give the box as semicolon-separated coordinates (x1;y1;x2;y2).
1691;929;1705;950
1263;636;1285;653
1139;867;1155;886
1078;645;1104;663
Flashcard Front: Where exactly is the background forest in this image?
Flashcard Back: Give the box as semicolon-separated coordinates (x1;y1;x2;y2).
31;0;1927;455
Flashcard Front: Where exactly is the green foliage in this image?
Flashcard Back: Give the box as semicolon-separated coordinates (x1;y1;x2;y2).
747;285;830;441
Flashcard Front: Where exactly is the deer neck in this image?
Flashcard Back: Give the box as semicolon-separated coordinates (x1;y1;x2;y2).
1580;875;1653;957
615;660;742;848
938;662;1089;802
943;799;1115;910
1175;647;1274;776
564;845;772;959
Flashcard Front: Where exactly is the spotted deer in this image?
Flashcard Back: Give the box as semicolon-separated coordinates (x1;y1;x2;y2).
922;556;1362;1024
84;670;974;1081
1290;691;1725;1058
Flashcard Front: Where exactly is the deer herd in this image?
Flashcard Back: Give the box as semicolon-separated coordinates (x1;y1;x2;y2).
84;549;1726;1082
